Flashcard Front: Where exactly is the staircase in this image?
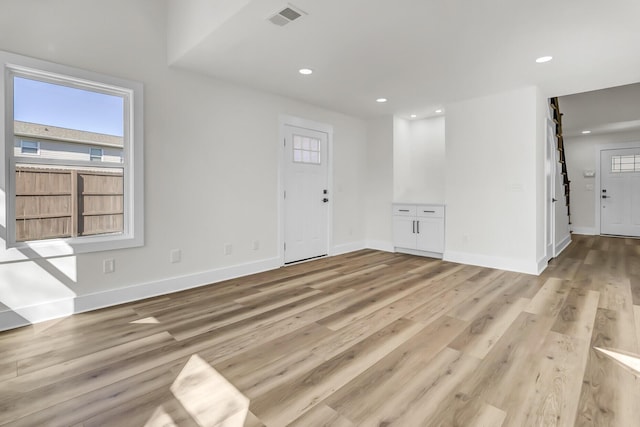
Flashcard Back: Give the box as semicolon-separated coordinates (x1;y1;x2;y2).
550;97;571;224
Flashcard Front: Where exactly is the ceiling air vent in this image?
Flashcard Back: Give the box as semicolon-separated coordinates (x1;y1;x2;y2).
268;4;306;26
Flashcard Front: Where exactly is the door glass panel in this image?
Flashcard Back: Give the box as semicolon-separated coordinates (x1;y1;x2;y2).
292;134;321;165
611;154;640;172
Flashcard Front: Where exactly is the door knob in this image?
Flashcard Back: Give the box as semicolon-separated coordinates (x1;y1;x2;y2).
552;198;557;202
602;195;609;199
322;198;329;203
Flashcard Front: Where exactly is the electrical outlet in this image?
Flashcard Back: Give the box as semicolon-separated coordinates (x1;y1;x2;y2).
224;244;232;255
103;259;115;274
170;249;182;263
252;240;260;251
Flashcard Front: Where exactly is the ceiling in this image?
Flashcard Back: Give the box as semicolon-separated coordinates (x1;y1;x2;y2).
559;83;640;137
168;0;640;119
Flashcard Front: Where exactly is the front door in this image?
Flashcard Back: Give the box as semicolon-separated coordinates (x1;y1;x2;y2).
600;147;640;237
283;125;329;263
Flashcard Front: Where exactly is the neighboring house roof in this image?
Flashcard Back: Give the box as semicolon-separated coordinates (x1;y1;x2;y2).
14;121;123;148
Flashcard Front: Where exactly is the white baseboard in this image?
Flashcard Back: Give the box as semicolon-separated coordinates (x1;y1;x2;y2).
75;257;281;313
394;247;443;259
0;256;281;332
555;233;572;256
537;255;548;275
443;250;539;275
0;297;75;332
571;226;596;235
331;241;366;256
365;240;394;252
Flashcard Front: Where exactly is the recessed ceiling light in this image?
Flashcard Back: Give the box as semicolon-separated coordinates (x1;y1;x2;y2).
582;130;591;134
536;56;553;63
376;98;387;103
410;114;417;118
435;109;443;113
299;68;313;75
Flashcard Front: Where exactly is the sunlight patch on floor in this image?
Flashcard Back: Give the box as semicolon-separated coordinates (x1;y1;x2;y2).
170;354;249;427
594;347;640;377
130;316;160;324
144;406;178;427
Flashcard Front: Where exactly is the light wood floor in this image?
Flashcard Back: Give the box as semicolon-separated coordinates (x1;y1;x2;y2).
1;235;640;426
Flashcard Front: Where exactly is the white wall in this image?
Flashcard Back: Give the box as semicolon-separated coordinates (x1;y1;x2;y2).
166;0;253;63
564;129;640;234
393;116;446;204
364;116;394;251
444;87;544;274
0;0;368;330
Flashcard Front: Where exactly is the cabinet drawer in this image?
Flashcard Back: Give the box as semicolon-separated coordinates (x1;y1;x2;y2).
392;204;416;216
416;205;445;218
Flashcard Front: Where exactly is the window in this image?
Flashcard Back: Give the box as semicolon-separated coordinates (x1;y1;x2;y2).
1;50;144;253
90;147;103;162
20;139;39;155
611;154;640;173
292;134;321;165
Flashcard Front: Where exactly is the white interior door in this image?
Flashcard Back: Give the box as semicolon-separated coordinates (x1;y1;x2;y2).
600;147;640;237
283;125;329;263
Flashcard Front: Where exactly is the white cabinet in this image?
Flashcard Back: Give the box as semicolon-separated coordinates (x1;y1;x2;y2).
392;203;445;258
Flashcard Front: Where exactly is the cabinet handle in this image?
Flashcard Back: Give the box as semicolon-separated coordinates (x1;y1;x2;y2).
412;220;415;233
423;210;435;213
399;209;410;212
417;221;420;234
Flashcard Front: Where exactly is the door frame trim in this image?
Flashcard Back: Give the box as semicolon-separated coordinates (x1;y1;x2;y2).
594;141;640;235
545;118;556;262
278;114;334;266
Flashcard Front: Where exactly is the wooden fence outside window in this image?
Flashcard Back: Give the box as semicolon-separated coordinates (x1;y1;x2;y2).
15;166;124;242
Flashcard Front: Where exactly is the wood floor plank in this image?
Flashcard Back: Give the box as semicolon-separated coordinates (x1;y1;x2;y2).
6;360;186;427
4;332;175;398
404;268;505;326
551;287;600;340
525;277;572;317
317;274;429;330
448;297;530;359
356;347;481;426
0;360;16;382
287;404;355;427
467;404;506;427
1;235;638;426
168;287;324;341
10;323;172;376
576;308;640;426
508;331;590;427
425;312;558;426
598;279;639;353
324;315;468;424
249;318;426;426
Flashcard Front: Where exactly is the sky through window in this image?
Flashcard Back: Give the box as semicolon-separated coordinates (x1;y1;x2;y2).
13;76;124;137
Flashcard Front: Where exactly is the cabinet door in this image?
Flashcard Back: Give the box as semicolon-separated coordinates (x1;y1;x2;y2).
416;218;444;253
393;216;416;249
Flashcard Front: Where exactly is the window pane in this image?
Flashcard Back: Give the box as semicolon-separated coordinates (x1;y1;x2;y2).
12;75;126;242
310;151;319;164
20;140;39;154
90;147;103;161
293;135;302;149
